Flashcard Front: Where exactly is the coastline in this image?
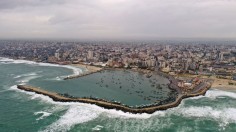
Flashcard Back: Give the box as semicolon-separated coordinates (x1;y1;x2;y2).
176;73;236;91
211;78;236;91
1;57;215;113
211;86;236;92
2;57;234;88
0;57;103;80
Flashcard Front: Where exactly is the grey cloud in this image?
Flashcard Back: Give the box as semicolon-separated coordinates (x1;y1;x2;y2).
0;0;236;40
0;0;65;10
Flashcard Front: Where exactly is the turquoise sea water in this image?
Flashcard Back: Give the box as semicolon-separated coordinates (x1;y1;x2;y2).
0;57;236;132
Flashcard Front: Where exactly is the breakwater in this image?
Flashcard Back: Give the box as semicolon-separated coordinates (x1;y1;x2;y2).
64;68;103;80
17;81;212;114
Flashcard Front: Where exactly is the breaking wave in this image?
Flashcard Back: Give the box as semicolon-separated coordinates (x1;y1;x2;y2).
14;72;40;79
0;57;82;76
34;111;52;121
9;85;236;131
205;89;236;99
92;125;104;131
16;75;41;85
41;105;101;132
172;106;236;126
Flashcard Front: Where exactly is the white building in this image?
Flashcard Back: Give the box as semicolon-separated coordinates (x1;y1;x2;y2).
88;51;94;59
55;52;60;59
220;52;224;61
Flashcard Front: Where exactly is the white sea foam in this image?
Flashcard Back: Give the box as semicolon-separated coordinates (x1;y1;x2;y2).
183;89;236;101
92;125;104;131
47;76;63;81
13;72;42;85
0;57;13;62
14;72;39;79
55;76;62;81
186;95;205;100
174;106;236;126
105;108;165;119
0;62;9;64
42;105;101;132
10;85;168;127
10;84;236;131
14;75;22;79
164;90;236;127
10;85;158;118
16;75;41;85
11;85;234;119
0;57;82;76
34;111;52;120
0;89;9;93
9;85;18;90
205;89;236;99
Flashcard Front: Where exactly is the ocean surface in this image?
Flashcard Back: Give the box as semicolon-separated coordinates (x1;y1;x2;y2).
0;57;236;132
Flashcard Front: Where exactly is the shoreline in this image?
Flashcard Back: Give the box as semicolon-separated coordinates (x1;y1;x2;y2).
211;78;236;91
176;74;236;91
2;57;235;89
211;86;236;92
17;81;212;114
1;57;215;113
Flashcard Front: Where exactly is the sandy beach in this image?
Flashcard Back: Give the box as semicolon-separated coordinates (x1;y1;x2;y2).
211;78;236;91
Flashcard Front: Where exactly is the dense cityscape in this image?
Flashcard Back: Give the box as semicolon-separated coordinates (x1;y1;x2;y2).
0;40;236;80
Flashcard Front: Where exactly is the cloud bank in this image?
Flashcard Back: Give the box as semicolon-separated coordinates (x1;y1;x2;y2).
0;0;236;40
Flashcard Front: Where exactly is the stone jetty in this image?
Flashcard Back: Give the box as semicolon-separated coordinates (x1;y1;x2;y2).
64;68;103;80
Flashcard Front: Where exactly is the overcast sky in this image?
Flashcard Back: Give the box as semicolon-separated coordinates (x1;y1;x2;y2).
0;0;236;40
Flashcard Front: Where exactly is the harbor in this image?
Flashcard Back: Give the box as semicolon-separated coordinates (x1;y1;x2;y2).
17;75;213;114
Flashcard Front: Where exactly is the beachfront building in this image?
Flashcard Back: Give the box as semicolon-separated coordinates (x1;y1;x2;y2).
87;51;94;60
233;75;236;80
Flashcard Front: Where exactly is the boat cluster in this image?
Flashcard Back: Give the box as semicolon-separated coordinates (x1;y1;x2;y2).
60;70;180;109
93;70;179;103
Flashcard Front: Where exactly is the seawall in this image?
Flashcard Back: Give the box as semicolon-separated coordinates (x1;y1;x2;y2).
17;82;212;114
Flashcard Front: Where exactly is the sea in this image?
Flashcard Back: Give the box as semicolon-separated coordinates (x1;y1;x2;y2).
0;57;236;132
